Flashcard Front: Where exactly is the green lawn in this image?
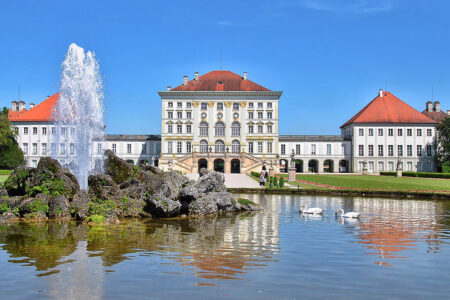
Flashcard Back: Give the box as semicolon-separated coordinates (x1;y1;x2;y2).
0;170;11;185
287;180;331;190
0;175;8;184
286;174;450;191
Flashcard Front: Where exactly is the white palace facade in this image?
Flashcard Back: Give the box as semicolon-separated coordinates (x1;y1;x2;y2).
7;70;449;174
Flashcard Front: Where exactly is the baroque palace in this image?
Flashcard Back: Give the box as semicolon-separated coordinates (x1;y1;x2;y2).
7;70;448;174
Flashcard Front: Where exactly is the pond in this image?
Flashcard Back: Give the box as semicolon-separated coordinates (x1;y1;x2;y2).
1;194;450;299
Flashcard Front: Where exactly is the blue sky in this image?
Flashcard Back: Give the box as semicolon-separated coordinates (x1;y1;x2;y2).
1;0;449;134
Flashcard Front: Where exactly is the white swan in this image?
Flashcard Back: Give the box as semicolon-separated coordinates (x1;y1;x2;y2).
299;205;323;215
335;208;360;218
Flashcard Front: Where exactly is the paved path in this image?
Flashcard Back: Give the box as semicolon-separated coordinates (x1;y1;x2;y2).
186;173;261;189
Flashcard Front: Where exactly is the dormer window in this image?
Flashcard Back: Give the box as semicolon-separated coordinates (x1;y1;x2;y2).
217;81;223;84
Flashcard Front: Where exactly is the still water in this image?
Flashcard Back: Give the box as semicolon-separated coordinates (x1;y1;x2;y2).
1;194;450;299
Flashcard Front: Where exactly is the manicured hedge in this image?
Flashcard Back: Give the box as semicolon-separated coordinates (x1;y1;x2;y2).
380;171;450;179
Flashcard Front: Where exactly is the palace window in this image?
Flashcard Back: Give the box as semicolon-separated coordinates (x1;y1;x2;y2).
267;125;272;133
358;145;364;156
426;144;432;156
378;162;384;172
267;112;272;119
32;143;37;155
368;145;374;156
248;125;254;133
398;145;403;156
233;103;239;110
51;143;57;155
258;142;263;153
200;122;208;136
217;102;223;110
201;102;208;110
177;124;182;133
97;143;102;154
70;128;75;136
398;129;403;136
258;102;263;108
177;102;182;108
127;144;132;154
168;111;173;119
215;122;225;136
177;142;182;153
407;129;412;136
388;161;394;171
186;102;192;108
42;127;47;135
248;102;253;108
388;145;394;156
267;142;273;153
177;112;182;119
327;144;331;155
232;140;240;154
427;129;432;136
60;143;65;155
61;127;67;136
24;127;28;135
359;129;364;136
142;144;147;154
378;129;383;136
417;145;422;156
258;112;263;119
407;145;412;156
427;161;432;171
186;111;192;119
168;102;173;108
112;144;117;154
231;122;240;136
417;129;422;136
167;142;172;153
281;144;286;155
69;144;74;155
407;162;413;171
388;129;393;136
267;102;272;108
186;141;191;153
258;125;263;133
215;140;225;153
368;129;373;136
249;142;254;154
200;140;208;153
33;127;37;135
42;143;47;155
51;127;55;135
32;160;37;168
168;124;173;133
378;145;384;156
296;144;301;155
311;144;316;155
248;112;254;119
186;124;191;134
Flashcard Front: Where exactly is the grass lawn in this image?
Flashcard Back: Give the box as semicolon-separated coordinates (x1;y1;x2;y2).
0;170;11;184
0;175;8;184
287;174;450;191
287;181;331;190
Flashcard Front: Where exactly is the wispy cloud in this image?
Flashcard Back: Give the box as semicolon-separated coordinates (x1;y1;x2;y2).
217;21;255;27
291;0;395;14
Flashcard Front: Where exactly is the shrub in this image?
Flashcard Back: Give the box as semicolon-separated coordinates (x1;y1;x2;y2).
251;171;260;178
0;202;10;213
380;171;450;179
86;214;105;223
279;177;285;188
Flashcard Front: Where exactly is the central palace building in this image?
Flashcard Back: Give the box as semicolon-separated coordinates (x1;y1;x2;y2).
8;70;448;174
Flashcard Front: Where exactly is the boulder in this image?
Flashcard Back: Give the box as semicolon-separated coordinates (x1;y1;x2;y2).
36;157;63;174
212;192;241;212
3;167;35;196
23;211;48;222
119;196;146;217
181;172;226;201
104;149;140;184
188;194;218;216
198;168;209;177
0;212;19;223
88;174;120;200
142;164;164;175
48;195;71;218
0;188;7;198
18;194;49;216
145;194;181;218
72;191;89;220
157;171;191;200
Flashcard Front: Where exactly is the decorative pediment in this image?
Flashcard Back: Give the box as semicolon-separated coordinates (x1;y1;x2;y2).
166;121;174;125
257;121;264;126
185;121;193;125
247;121;254;125
176;121;183;125
266;121;273;126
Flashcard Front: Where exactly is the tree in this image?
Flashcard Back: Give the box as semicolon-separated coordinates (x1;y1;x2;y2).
0;107;25;169
436;117;450;169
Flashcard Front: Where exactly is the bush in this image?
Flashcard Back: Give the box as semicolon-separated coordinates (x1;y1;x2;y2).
279;177;285;188
380;171;450;179
442;165;450;173
251;171;260;178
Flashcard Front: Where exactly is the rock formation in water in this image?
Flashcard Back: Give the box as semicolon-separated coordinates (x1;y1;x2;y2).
0;150;260;223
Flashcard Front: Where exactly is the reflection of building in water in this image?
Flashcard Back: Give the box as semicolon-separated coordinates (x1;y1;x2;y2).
352;198;442;267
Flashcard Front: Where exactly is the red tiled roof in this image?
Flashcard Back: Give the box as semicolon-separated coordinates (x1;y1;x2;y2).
170;71;270;92
341;91;437;128
421;110;449;123
8;93;59;122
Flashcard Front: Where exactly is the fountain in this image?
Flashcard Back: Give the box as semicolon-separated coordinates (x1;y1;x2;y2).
52;43;104;190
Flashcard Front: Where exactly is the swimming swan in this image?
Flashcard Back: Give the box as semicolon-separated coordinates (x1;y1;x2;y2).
335;209;360;218
299;205;323;215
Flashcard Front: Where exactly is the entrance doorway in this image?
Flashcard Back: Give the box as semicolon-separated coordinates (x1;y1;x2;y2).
214;159;225;173
295;159;303;173
231;159;240;173
308;160;318;173
198;159;208;172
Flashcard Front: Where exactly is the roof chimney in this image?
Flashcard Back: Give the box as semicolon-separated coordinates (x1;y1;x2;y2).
434;101;440;113
166;86;171;91
29;103;35;109
243;72;247;80
11;101;17;111
195;72;199;81
183;75;188;86
379;89;383;98
426;101;433;112
18;101;25;111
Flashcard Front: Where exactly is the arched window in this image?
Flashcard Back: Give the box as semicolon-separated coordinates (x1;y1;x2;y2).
215;122;225;136
200;140;208;153
215;140;225;153
231;122;240;136
201;102;208;110
233;102;240;110
199;122;208;136
232;140;240;154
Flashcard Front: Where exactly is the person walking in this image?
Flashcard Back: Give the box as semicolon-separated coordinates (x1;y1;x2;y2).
259;165;268;187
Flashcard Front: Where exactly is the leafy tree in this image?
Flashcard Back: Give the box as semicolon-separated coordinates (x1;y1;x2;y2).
436;117;450;169
0;107;25;169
